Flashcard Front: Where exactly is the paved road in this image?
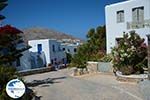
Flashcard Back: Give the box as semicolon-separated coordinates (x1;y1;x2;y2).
24;69;144;100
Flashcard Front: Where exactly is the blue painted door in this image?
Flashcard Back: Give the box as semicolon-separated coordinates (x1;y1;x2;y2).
37;44;42;54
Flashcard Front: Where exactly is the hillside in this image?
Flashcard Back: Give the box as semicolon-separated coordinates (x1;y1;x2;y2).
22;27;81;42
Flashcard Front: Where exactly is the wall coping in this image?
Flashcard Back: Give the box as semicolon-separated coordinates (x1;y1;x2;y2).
116;71;148;79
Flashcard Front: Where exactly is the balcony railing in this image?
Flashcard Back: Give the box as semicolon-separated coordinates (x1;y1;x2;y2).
127;19;150;29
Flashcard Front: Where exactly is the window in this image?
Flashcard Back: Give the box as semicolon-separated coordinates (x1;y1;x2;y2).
52;45;55;52
132;6;144;22
37;44;42;54
58;46;61;51
115;37;123;46
68;49;70;52
117;10;124;23
74;48;77;52
51;59;54;64
63;48;65;51
16;58;20;67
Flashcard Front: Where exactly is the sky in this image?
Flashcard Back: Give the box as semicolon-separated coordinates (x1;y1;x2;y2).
2;0;124;39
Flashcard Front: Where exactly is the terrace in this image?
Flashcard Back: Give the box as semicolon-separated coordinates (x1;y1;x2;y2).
127;19;150;29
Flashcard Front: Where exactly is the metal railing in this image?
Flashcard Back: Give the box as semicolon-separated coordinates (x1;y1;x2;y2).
127;19;150;29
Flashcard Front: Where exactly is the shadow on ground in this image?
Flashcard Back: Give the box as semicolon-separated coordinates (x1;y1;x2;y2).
26;76;66;87
33;96;42;100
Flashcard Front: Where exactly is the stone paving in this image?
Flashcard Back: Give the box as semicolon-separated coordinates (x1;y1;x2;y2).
24;69;145;100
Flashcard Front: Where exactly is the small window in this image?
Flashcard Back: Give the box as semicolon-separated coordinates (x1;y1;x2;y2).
37;44;42;54
68;49;70;52
74;48;77;52
63;48;65;51
117;10;124;23
16;58;20;67
132;6;144;22
115;37;123;46
52;45;55;52
51;59;54;64
58;46;61;51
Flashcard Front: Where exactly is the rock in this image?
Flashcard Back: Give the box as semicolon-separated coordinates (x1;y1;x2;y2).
87;61;98;73
73;68;78;76
83;68;88;74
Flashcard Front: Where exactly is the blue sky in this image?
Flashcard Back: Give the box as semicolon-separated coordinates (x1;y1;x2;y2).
2;0;124;39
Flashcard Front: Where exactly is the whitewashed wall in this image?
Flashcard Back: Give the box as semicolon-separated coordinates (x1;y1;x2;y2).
14;42;32;71
49;40;66;64
15;50;32;71
28;39;51;65
105;0;150;53
61;44;78;56
28;39;66;66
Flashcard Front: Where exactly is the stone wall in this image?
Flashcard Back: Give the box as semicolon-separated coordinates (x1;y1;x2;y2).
87;62;99;73
86;61;113;73
97;62;113;73
19;67;53;76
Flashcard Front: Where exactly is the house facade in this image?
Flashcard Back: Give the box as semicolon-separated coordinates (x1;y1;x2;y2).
28;39;66;66
105;0;150;53
60;39;81;56
13;50;32;71
13;41;32;71
61;43;78;56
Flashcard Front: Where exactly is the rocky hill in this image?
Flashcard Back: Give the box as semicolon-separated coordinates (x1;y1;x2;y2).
22;27;81;42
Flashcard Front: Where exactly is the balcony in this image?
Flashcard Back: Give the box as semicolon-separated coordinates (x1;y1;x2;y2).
127;19;150;29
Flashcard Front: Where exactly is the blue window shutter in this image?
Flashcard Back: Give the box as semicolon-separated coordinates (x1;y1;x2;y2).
37;44;42;54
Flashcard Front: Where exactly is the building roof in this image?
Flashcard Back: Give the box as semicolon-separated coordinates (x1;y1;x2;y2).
105;0;138;8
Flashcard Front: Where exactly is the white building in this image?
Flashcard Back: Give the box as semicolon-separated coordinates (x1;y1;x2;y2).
28;39;66;66
11;40;32;71
29;51;46;69
13;50;32;71
105;0;150;53
60;39;81;56
61;43;78;56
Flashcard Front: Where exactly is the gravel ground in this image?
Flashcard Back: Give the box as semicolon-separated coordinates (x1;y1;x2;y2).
24;69;144;100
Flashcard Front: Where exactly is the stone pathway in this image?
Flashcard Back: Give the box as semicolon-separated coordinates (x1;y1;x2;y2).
24;69;144;100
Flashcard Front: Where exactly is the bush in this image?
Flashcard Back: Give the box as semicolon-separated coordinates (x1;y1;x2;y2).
0;66;35;100
0;2;34;99
111;31;147;75
0;66;17;99
66;52;72;63
70;53;87;69
70;25;106;68
100;54;112;62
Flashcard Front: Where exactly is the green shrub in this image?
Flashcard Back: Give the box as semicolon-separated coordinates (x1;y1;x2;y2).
0;66;35;100
0;66;17;99
70;25;106;68
100;54;112;62
66;52;72;63
111;31;147;75
0;1;34;99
